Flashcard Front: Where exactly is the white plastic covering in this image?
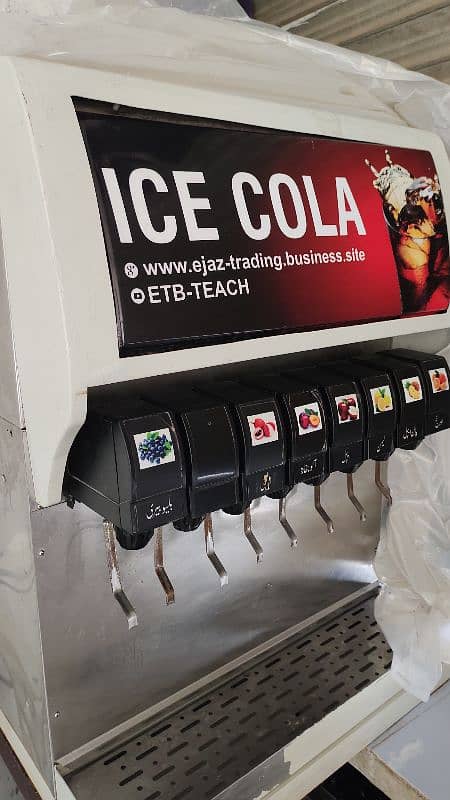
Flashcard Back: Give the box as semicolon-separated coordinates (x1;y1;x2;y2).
2;0;450;701
375;347;450;702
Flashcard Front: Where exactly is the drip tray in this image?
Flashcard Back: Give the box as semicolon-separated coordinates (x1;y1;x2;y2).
66;590;391;800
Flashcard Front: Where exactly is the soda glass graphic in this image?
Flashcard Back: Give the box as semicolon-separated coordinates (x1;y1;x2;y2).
366;151;449;313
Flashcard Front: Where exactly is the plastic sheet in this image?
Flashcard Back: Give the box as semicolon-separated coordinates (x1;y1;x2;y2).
375;347;450;701
2;0;450;701
1;0;450;146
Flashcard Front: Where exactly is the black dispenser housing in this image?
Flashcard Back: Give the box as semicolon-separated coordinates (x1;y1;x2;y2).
286;366;367;474
327;361;398;462
197;381;287;513
140;387;240;529
241;373;328;491
355;353;427;450
384;349;450;436
66;398;187;549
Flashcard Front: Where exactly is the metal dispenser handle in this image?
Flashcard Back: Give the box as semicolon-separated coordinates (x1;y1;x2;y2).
278;497;298;548
154;527;175;605
375;461;393;505
204;513;228;586
314;485;335;535
103;521;138;630
346;474;367;522
243;506;264;563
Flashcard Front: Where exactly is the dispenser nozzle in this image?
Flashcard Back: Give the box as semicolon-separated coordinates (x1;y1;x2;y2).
154;527;175;605
278;497;298;548
204;513;228;587
375;461;392;505
103;521;138;630
314;485;334;535
243;506;264;563
346;474;367;522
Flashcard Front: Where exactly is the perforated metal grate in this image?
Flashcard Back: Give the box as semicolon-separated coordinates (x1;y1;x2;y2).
67;592;391;800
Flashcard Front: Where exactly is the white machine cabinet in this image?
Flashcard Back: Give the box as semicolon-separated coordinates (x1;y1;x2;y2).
0;53;449;800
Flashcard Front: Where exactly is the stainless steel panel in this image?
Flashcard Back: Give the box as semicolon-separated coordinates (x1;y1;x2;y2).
32;461;380;761
0;419;53;791
66;592;391;800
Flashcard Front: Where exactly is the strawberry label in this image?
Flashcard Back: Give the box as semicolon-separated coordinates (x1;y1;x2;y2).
247;412;278;446
335;394;360;424
402;376;423;404
295;402;323;435
429;367;449;393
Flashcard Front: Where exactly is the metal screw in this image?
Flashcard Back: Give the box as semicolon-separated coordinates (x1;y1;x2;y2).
54;711;60;719
38;549;45;558
1;474;6;483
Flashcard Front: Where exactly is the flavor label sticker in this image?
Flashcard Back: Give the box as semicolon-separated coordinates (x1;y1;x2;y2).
295;402;323;435
429;367;449;393
134;429;175;469
335;394;360;423
402;377;423;403
370;385;394;414
247;412;278;446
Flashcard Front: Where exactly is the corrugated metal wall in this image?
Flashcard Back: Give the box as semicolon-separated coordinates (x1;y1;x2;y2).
254;0;450;83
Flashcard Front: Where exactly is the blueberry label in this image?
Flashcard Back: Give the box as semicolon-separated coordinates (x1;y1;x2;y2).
295;402;323;435
134;429;175;469
247;412;278;446
402;376;423;403
429;367;449;393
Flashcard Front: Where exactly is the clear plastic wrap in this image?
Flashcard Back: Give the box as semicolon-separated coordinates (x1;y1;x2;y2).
2;0;450;702
375;346;450;700
1;0;450;147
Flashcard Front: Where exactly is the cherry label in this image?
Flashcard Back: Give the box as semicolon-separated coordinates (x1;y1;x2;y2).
335;394;360;424
295;402;323;435
429;367;449;393
402;377;423;404
370;385;394;414
134;428;175;469
247;412;279;446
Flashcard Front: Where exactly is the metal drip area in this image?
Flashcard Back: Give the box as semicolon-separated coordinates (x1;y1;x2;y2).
66;590;391;800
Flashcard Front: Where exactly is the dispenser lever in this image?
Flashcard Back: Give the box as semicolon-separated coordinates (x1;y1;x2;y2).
375;461;392;505
243;506;264;563
346;474;367;522
278;497;298;548
204;513;228;587
103;521;138;630
314;485;334;535
154;527;175;605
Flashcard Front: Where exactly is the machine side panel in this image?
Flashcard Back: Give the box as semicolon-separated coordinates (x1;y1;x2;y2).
0;419;54;793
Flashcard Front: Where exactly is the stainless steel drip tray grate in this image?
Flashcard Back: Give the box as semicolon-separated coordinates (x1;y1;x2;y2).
66;591;391;800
